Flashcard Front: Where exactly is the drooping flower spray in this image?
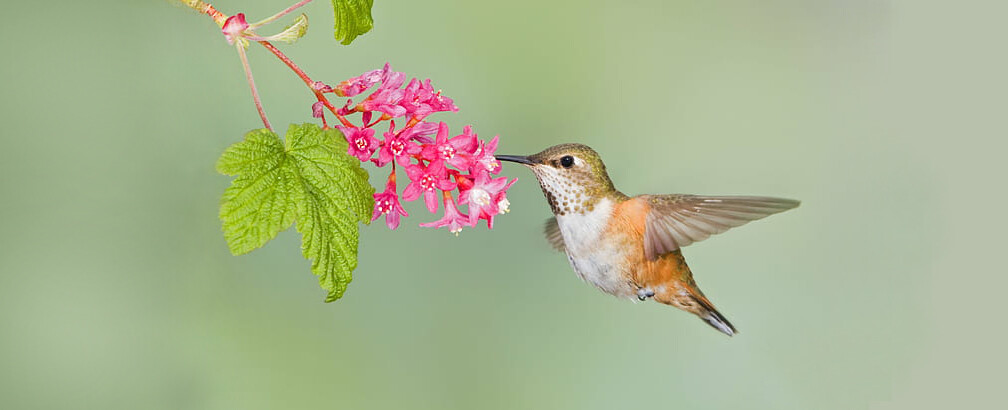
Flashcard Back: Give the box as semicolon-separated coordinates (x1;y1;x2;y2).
319;64;517;234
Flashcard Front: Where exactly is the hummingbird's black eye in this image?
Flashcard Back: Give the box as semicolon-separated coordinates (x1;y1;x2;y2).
560;155;574;168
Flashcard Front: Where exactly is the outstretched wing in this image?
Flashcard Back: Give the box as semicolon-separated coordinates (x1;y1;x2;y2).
544;217;566;252
642;195;799;260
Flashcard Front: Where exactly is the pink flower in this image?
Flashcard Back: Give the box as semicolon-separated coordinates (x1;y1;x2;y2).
335;64;405;97
492;179;517;215
337;125;379;162
372;176;408;230
469;135;502;174
358;87;407;118
335;67;384;97
400;79;434;118
337;98;355;116
378;63;406;90
349;64;409;118
403;161;456;212
400;79;459;121
222;13;249;45
420;194;469;235
458;171;515;228
427;90;458;114
375;122;422;167
311;81;333;93
311;101;325;118
398;121;439;144
421;123;477;169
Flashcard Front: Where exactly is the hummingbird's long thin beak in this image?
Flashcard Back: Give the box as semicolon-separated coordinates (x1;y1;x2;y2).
495;155;534;165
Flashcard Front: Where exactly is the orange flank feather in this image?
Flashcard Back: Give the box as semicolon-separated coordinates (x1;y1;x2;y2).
606;197;738;335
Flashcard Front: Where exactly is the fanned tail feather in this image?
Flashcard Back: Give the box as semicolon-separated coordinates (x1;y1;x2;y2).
693;296;737;336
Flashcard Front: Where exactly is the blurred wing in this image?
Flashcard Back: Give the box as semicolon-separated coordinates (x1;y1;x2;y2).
544;217;566;252
642;195;800;260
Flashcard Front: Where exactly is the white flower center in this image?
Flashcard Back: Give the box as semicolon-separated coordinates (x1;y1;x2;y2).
355;137;368;151
497;197;510;214
471;189;491;206
390;140;404;156
439;145;455;160
485;159;499;171
377;198;393;214
420;175;436;191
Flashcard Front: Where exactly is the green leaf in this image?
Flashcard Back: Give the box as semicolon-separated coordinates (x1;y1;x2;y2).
217;124;374;301
268;13;310;44
217;129;299;255
285;124;373;301
331;0;374;45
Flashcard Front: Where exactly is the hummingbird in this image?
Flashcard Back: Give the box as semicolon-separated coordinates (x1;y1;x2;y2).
496;144;799;336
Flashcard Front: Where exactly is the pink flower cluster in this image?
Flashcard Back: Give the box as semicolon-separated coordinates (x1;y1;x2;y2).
316;64;516;234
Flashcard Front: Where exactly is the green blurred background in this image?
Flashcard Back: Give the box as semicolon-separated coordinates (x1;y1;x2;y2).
1;0;1005;408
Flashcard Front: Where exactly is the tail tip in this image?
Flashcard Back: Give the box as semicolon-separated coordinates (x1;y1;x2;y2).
702;311;738;337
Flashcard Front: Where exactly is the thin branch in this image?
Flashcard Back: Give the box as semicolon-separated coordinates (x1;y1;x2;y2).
176;0;226;26
179;0;347;130
250;0;314;28
236;44;272;132
257;41;354;128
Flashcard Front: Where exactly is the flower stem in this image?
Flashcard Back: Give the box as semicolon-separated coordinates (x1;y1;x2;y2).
176;0;226;26
250;0;314;28
179;1;347;130
256;40;354;127
235;44;272;132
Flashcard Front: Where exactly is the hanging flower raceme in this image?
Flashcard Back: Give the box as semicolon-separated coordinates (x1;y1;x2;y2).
318;63;517;235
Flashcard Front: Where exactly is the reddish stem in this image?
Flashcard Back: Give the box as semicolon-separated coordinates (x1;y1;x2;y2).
183;2;352;130
205;5;225;24
256;41;354;128
177;1;226;25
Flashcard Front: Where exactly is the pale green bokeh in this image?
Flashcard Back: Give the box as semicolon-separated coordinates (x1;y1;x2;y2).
1;1;1005;409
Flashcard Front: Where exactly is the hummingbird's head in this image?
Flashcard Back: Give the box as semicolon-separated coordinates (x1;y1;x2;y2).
497;144;622;215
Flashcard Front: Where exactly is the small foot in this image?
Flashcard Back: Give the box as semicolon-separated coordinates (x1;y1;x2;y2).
636;288;655;301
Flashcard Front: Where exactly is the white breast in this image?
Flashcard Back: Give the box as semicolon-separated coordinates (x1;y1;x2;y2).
555;198;635;298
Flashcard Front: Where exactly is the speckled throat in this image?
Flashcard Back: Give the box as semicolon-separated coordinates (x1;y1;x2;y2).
525;144;627;216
